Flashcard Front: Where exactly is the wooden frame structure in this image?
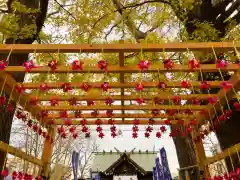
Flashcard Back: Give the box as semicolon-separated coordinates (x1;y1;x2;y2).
0;41;240;178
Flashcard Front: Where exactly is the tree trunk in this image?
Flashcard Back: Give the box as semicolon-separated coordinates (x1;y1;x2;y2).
0;0;49;177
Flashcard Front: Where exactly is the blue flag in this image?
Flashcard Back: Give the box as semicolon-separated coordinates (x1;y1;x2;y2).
160;148;172;180
72;151;79;180
153;167;158;180
155;157;164;180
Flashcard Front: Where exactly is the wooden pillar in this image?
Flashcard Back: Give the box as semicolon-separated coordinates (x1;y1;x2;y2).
39;126;56;177
192;131;210;178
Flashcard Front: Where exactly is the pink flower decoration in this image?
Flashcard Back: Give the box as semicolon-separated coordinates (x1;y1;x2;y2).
208;96;217;104
0;60;7;70
188;59;200;70
220;81;232;91
138;60;150;71
135;83;144;91
200;81;209;90
72;60;84;70
163;58;174;70
216;59;228;68
181;80;190;88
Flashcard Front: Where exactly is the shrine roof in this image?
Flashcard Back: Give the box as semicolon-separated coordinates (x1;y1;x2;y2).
91;151;157;172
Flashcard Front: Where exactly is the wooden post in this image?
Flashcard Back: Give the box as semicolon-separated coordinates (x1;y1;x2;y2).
39;126;56;177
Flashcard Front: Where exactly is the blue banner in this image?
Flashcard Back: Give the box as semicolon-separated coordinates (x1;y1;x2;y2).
153;167;158;180
160;148;172;180
95;175;100;180
155;157;164;180
72;151;79;180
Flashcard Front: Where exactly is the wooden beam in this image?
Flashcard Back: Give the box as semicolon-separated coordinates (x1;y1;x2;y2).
0;72;42;118
4;64;240;73
40;127;56;177
20;81;224;89
0;141;43;166
0;42;238;53
49;119;186;125
35;94;214;101
119;47;125;121
39;105;206;111
44;113;196;120
197;71;240;126
204;142;240;165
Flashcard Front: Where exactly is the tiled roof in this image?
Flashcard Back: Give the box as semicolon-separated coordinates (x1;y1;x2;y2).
90;151;157;172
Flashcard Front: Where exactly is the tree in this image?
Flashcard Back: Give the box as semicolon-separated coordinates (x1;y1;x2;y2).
0;0;49;176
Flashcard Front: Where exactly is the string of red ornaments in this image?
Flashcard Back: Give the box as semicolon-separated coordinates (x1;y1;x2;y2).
1;169;43;180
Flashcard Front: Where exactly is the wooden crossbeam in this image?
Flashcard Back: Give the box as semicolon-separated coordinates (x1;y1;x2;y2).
35;94;213;101
3;64;240;73
50;119;184;125
0;42;238;53
44;113;196;120
204;142;240;165
20;81;223;89
0;72;42;118
197;71;240;126
0;141;43;166
39;105;206;111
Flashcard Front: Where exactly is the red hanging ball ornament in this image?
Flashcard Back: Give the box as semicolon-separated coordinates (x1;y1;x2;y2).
146;125;153;132
50;98;59;106
190;119;197;126
65;119;72;126
1;169;8;177
110;125;116;132
69;97;77;106
23;60;36;72
69;126;75;133
163;58;174;70
27;120;32;128
98;132;105;139
80;83;91;92
216;59;228;69
208;96;217;104
156;131;162;138
96;126;103;132
106;110;113;117
236;168;240;176
61;83;72;92
132;132;138;139
15;84;25;94
133;119;140;125
29;96;39;105
18;172;23;179
172;96;181;105
169;131;177;137
144;132;150;138
135;83;144;91
95;119;102;125
200;81;209;90
6;104;14;112
105;97;114;106
138;60;150;71
61;132;67;138
164;120;171;125
219;114;227;121
101;82;111;92
192;98;201;105
16;110;25;119
223;172;228;180
220;81;232;91
136;97;144;105
58;126;65;134
158;82;167;89
75;110;82;118
40;83;49;91
32;124;38;132
48;60;57;71
85;132;91;138
98;60;108;71
73;132;78;139
60;110;68;118
91;110;99;117
181;80;190;88
234;101;240;111
0;60;7;70
0;96;6;106
160;126;166;133
82;126;89;133
108;119;115;125
224;109;232;118
132;125;139;132
80;119;87;126
111;132;117;138
12;171;17;178
72;60;84;70
188;58;200;70
87;100;95;106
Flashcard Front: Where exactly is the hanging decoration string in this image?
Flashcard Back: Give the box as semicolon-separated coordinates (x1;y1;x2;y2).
212;46;231;111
